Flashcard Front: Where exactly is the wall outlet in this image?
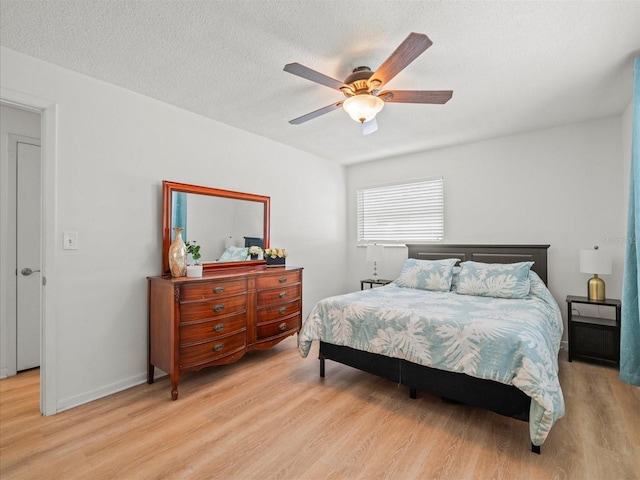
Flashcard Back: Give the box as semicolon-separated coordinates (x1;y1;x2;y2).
63;232;78;250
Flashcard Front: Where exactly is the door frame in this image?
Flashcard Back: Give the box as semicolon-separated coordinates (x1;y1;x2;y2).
1;87;57;416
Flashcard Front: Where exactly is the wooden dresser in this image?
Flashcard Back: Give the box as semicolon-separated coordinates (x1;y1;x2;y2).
147;266;302;400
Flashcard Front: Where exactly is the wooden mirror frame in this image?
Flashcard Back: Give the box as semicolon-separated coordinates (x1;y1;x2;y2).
162;180;270;274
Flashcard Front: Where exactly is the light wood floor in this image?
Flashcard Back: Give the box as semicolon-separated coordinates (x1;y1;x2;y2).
1;337;639;480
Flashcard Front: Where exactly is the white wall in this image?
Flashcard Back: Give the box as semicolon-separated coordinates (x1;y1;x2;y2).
347;117;627;335
0;104;41;378
1;47;348;411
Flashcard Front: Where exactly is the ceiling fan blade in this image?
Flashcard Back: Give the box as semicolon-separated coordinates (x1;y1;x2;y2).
362;117;378;135
284;63;346;91
289;101;343;125
379;90;453;104
368;32;433;90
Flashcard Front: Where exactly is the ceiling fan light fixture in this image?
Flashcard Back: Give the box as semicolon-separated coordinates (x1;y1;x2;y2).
342;95;384;123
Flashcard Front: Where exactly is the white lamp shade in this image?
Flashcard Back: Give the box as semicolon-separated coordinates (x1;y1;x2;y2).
580;248;612;275
366;244;384;262
343;95;384;123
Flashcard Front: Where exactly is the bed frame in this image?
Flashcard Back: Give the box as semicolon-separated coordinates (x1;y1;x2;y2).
318;244;550;454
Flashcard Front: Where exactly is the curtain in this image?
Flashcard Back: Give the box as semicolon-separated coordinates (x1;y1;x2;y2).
620;56;640;386
171;192;188;243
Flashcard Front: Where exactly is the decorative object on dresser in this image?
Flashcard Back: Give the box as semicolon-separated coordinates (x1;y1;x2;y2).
566;295;621;366
148;267;302;400
168;227;187;277
264;247;286;266
185;240;203;277
580;246;612;301
366;244;384;279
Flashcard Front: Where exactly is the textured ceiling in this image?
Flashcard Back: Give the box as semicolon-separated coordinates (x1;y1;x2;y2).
1;1;639;165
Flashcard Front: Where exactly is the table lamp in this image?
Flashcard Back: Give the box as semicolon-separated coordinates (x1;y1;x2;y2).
366;244;384;279
579;246;612;301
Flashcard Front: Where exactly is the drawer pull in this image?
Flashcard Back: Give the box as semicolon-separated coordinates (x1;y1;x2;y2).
213;286;225;294
278;277;287;284
279;291;287;298
213;304;225;312
279;307;287;314
212;343;225;352
278;322;288;331
213;323;225;332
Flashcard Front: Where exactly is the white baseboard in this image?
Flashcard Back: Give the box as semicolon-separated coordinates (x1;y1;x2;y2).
56;372;148;413
560;340;568;353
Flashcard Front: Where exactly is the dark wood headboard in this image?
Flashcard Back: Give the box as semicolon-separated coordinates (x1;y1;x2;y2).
406;244;550;285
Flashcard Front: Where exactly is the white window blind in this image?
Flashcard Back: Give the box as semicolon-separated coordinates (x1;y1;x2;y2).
357;178;444;244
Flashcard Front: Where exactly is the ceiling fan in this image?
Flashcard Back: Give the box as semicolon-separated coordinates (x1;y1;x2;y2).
284;32;453;135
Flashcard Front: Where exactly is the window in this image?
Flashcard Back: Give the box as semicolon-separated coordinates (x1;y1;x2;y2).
357;178;444;244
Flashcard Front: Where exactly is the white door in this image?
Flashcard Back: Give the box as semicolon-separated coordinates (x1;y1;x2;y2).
16;142;41;371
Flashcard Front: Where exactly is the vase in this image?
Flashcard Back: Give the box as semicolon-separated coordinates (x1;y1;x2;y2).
168;227;187;277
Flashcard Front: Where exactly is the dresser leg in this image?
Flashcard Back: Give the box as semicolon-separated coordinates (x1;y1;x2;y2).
171;374;179;400
147;364;155;385
319;355;325;378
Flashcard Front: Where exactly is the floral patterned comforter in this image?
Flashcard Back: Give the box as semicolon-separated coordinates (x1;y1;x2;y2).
298;272;565;446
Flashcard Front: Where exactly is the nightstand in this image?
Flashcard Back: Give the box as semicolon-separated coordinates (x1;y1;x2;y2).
566;295;621;367
361;278;392;290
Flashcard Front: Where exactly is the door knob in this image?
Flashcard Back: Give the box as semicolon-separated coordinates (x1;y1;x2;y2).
21;268;41;276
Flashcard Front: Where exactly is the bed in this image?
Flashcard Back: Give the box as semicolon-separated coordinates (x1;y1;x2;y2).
298;244;565;454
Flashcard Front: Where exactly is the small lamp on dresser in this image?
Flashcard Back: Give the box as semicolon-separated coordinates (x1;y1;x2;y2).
580;246;612;301
366;244;384;279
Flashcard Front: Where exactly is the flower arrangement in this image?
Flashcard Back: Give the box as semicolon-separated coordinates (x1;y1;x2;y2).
248;246;263;257
264;247;287;258
185;241;201;265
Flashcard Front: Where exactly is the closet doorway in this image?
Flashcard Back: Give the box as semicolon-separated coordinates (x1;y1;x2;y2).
14;138;42;371
0;100;50;414
1;90;58;416
1;104;41;375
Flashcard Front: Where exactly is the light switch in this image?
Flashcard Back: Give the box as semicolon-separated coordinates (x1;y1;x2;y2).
63;232;78;250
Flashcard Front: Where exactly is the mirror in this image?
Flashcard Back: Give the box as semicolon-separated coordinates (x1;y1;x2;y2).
162;181;270;274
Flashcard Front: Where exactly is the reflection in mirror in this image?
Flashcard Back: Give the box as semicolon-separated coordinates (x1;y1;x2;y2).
162;181;270;274
171;192;264;263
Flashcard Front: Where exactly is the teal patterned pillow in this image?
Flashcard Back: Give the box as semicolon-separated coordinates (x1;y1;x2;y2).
395;258;458;291
456;261;534;298
218;246;249;261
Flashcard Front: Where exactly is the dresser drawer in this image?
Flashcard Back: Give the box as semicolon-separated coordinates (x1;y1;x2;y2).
257;284;301;306
179;331;246;368
257;299;301;323
256;271;301;290
179;294;246;324
180;312;246;345
257;315;301;340
180;278;247;302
